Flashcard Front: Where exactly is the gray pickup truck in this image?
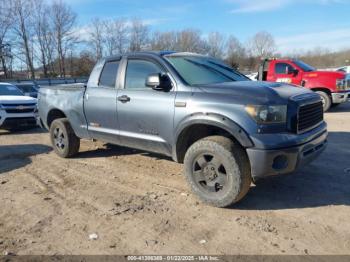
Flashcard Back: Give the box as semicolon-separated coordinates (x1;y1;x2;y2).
38;51;327;207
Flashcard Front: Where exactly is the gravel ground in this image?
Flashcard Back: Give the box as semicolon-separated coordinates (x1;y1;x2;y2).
0;103;349;255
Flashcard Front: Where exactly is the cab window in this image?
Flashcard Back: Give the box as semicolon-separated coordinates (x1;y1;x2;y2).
275;63;295;74
99;60;120;88
125;60;163;89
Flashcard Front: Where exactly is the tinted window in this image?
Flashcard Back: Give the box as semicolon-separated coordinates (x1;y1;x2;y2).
99;61;120;88
165;56;248;86
0;85;24;96
125;60;162;89
293;60;315;72
275;63;295;74
16;85;37;93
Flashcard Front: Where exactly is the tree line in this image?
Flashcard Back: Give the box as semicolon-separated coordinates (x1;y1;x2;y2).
0;0;349;79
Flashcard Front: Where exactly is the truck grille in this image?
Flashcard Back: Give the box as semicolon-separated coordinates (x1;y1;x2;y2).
5;108;34;113
297;101;323;133
1;103;36;114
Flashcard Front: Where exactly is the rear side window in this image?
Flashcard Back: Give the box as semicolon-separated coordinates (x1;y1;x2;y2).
275;63;294;74
125;60;163;89
99;61;120;88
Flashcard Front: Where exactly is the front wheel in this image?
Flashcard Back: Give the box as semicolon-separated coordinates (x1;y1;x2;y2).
50;118;80;158
315;91;331;112
184;136;251;208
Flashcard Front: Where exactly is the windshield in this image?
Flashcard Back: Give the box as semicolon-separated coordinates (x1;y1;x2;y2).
165;55;249;86
293;60;316;72
0;84;24;96
16;85;37;93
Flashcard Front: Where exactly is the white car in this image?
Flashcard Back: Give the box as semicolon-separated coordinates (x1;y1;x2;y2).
336;66;350;74
0;82;38;130
246;72;258;81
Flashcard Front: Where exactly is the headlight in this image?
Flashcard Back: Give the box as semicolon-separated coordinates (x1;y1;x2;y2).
245;105;287;124
336;78;346;90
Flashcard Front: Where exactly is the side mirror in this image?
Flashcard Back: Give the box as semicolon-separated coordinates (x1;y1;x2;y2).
146;73;172;91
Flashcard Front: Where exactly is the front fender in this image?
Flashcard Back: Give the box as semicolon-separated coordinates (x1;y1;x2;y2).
174;112;254;153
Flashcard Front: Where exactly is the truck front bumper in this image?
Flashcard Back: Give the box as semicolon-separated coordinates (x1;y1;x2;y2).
246;130;328;181
332;91;349;103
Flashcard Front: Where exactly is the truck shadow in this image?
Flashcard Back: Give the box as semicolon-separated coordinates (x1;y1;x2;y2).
235;131;350;210
0;144;52;175
0;127;47;136
76;143;172;161
327;101;350;113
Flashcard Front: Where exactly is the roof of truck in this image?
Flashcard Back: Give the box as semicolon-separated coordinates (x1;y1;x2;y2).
103;51;206;61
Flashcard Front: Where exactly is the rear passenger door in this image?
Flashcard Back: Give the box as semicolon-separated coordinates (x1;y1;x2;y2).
116;57;176;156
84;59;120;143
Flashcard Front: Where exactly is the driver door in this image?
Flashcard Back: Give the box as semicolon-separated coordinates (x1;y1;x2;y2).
116;57;176;156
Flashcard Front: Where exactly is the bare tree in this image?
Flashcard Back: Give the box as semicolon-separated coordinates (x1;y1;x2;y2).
150;31;177;51
0;0;14;78
89;18;105;60
104;19;128;55
226;35;245;69
32;0;56;77
51;0;77;77
129;19;149;52
176;29;206;53
12;0;35;78
248;31;276;58
207;32;225;58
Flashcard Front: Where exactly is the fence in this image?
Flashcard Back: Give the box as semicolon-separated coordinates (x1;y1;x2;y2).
0;77;88;86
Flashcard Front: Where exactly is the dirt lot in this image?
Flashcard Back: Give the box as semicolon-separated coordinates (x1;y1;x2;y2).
0;103;350;255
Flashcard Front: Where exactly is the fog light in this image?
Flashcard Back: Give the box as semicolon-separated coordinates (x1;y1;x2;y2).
272;155;288;170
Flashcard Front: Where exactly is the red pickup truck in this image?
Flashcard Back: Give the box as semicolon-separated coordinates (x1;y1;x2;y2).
257;59;349;111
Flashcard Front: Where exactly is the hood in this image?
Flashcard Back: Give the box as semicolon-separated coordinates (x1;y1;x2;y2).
0;95;37;104
304;70;346;79
197;81;314;104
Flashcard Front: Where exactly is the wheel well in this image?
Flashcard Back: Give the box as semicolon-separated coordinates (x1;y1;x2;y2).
47;109;66;127
176;124;238;163
311;88;331;97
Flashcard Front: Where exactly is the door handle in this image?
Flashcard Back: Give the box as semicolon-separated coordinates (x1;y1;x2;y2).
117;95;131;103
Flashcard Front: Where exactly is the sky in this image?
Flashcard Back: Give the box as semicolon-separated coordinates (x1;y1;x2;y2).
65;0;350;54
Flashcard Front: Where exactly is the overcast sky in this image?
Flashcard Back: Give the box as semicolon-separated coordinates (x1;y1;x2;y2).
64;0;350;54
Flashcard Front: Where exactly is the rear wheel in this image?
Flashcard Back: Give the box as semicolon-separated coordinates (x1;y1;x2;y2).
184;136;251;208
50;118;80;158
315;91;331;112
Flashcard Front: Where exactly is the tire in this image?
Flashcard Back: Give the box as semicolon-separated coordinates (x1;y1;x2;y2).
315;91;331;112
49;118;80;158
184;136;251;208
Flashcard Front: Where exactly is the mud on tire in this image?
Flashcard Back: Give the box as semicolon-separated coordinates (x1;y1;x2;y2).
184;136;251;208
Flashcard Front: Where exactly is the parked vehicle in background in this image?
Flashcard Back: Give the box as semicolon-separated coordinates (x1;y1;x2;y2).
246;72;258;81
13;82;40;98
0;83;38;130
335;66;350;74
38;52;327;207
257;58;349;111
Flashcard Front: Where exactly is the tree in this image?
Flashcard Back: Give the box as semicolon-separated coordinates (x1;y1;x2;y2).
150;31;177;51
32;0;56;77
0;0;14;78
89;18;105;60
176;29;206;53
248;31;276;58
51;0;77;77
225;35;245;69
104;19;128;55
12;0;35;78
207;32;225;58
129;19;149;52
